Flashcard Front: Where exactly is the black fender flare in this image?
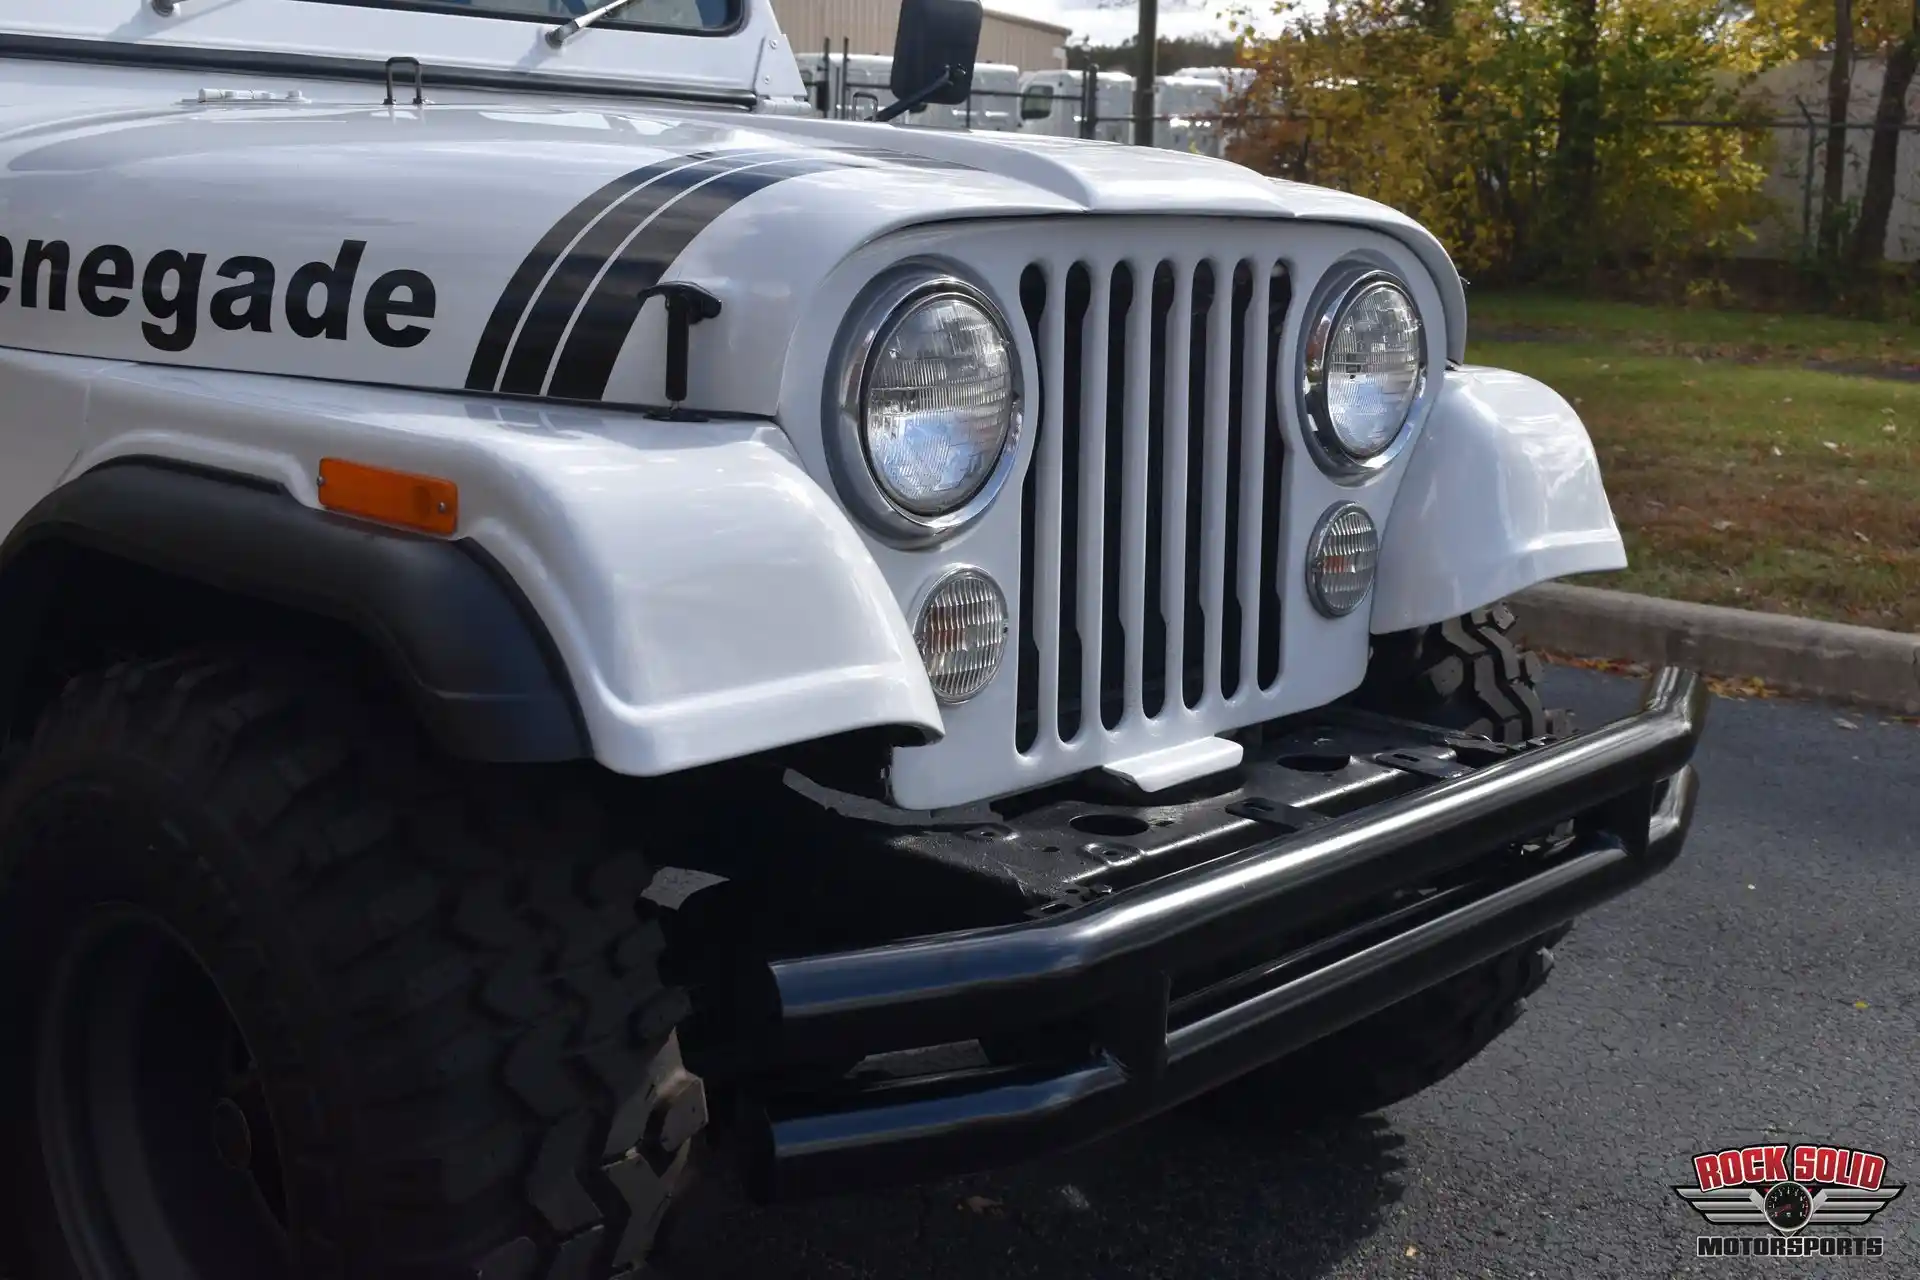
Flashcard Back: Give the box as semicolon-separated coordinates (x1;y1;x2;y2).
0;461;589;763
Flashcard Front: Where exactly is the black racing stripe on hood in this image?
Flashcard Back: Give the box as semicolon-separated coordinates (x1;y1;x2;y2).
544;155;847;403
465;151;719;394
492;150;806;398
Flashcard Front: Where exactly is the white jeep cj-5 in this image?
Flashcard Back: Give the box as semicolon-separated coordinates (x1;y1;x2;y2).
0;1;1707;1276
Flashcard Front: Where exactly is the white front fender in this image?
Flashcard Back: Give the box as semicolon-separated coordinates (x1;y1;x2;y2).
43;358;944;777
1371;365;1627;635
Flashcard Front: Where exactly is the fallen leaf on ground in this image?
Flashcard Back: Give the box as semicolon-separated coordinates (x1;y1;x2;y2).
1835;717;1858;730
1822;440;1839;450
961;1195;1002;1213
1707;675;1779;700
1855;1000;1870;1010
1711;519;1735;531
1771;444;1783;456
1535;650;1650;678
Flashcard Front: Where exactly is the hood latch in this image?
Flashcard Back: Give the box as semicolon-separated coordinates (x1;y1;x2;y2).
637;282;723;414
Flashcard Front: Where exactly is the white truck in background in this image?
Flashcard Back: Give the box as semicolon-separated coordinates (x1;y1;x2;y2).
799;51;1020;130
1018;66;1136;142
796;49;899;120
1154;71;1233;154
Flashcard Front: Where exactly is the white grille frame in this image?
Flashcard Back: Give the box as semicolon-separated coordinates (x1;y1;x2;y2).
778;217;1452;811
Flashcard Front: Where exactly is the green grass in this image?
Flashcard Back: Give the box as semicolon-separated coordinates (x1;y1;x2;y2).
1468;289;1920;374
1465;298;1920;633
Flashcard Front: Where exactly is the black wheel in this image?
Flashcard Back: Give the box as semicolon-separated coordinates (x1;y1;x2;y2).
1212;603;1570;1121
0;653;706;1280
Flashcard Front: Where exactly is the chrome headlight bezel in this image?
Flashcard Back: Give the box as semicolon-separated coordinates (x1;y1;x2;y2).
826;265;1026;547
1296;263;1433;483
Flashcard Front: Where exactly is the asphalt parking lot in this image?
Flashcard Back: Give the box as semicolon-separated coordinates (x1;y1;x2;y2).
664;666;1920;1280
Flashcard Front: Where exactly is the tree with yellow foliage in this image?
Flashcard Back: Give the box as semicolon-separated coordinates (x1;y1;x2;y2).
1229;0;1793;281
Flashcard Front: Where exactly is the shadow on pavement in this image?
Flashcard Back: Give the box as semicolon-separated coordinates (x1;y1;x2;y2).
660;1107;1410;1280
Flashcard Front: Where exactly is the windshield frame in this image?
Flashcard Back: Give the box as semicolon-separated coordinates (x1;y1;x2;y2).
295;0;747;41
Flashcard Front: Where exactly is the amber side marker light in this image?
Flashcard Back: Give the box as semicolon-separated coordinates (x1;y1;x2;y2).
316;458;459;536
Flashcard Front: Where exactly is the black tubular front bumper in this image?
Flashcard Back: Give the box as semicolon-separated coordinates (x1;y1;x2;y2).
745;669;1709;1200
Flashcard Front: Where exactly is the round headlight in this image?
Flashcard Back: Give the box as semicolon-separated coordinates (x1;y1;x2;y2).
830;272;1024;545
866;292;1014;515
1302;270;1428;475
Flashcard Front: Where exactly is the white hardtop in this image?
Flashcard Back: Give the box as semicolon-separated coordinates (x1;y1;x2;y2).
2;0;808;107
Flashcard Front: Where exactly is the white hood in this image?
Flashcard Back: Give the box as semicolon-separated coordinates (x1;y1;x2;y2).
0;98;1465;415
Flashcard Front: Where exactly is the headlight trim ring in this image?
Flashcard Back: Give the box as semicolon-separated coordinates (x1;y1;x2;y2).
826;265;1026;547
1296;263;1433;484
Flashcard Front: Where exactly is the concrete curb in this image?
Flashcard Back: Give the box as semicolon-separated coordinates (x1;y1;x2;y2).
1509;582;1920;715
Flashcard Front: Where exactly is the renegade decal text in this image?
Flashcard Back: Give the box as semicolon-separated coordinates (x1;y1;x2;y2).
0;237;435;353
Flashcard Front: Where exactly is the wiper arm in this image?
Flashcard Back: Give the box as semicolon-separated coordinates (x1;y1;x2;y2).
546;0;645;47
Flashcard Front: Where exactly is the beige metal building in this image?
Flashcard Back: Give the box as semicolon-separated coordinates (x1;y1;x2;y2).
1739;57;1920;263
773;0;1071;70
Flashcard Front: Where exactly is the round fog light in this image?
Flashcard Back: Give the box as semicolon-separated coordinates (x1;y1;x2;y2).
913;568;1009;704
1305;503;1379;618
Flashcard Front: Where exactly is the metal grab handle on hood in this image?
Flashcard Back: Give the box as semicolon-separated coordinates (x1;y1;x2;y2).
383;57;425;108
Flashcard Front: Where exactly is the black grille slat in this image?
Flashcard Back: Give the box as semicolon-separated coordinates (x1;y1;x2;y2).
1099;264;1132;731
1258;268;1293;691
1220;261;1253;701
1056;264;1092;742
1141;262;1175;720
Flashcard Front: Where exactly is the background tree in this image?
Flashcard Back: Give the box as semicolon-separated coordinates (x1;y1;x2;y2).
1820;0;1854;259
1551;0;1605;269
1228;0;1785;281
1849;0;1919;264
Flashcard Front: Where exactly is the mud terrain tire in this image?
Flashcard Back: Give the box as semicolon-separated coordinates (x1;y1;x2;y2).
1220;604;1571;1120
0;653;704;1280
1351;602;1569;744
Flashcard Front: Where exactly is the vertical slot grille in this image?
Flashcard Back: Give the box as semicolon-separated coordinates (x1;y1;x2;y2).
1016;254;1290;754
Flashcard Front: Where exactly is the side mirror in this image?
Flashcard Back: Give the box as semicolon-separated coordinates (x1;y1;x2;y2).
890;0;980;108
1019;84;1053;121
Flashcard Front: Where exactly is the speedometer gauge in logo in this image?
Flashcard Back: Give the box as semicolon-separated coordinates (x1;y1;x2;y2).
1764;1181;1812;1231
